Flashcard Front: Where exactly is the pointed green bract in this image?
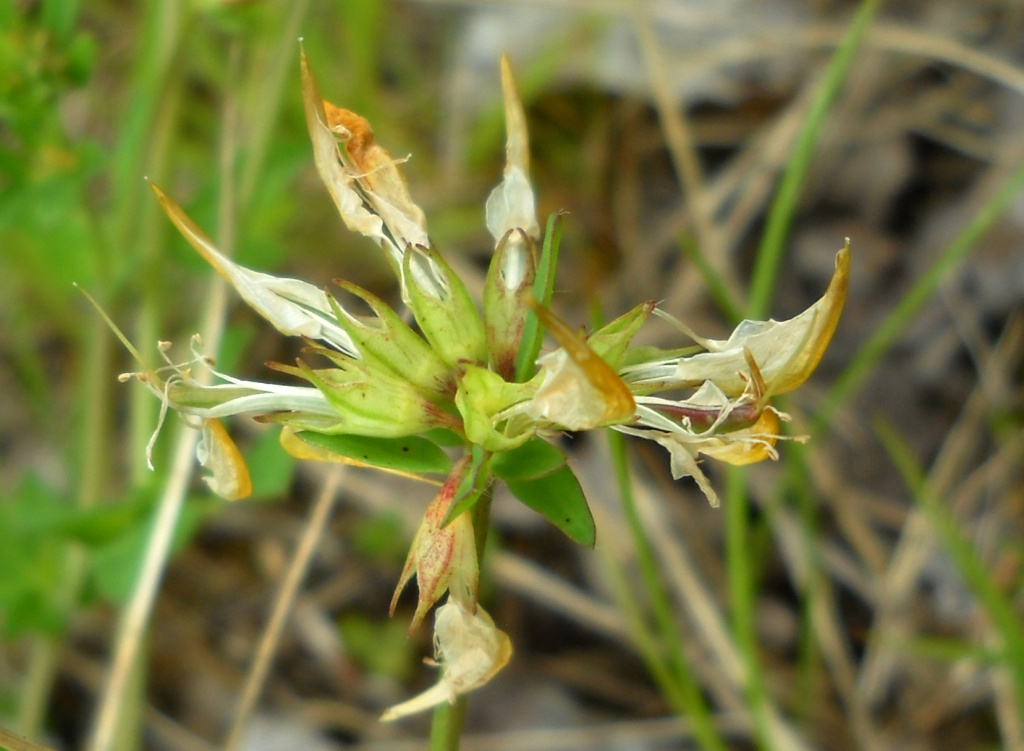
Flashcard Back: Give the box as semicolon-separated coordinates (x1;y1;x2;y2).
443;445;493;527
483;228;537;380
290;360;453;438
587;301;656;369
514;212;563;383
329;281;453;396
455;365;535;452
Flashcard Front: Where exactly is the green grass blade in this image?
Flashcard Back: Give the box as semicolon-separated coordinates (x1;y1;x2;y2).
874;418;1024;717
607;431;728;751
815;155;1024;435
747;0;882;318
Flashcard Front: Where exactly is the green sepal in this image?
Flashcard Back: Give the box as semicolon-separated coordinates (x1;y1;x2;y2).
505;463;595;547
619;343;703;368
491;436;566;482
289;430;453;476
455;364;535;452
586;301;656;369
328;280;453;396
279;360;456;438
483;228;537;380
166;383;265;411
403;245;487;368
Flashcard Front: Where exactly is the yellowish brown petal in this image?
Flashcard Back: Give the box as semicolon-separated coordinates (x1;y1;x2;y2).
695;408;780;466
667;242;850;395
527;304;635;430
197;418;252;501
321;100;429;251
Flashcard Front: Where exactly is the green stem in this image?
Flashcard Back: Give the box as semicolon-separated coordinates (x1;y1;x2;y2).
427;481;495;751
724;469;773;750
747;0;882;318
428;698;468;751
608;432;727;751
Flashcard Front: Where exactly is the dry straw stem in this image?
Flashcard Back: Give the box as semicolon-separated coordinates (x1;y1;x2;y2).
624;470;812;751
222;467;346;751
857;319;1024;708
86;45;242;751
630;4;736;306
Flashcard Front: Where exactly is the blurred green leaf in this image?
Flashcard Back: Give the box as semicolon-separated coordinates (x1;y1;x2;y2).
89;497;212;603
338;612;416;682
244;428;296;501
0;476;70;636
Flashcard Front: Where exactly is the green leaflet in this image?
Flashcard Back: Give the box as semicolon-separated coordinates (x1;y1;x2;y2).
291;431;452;476
505;463;595;547
490;435;566;481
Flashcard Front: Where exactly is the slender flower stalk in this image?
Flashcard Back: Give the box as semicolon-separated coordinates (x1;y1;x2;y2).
111;48;849;724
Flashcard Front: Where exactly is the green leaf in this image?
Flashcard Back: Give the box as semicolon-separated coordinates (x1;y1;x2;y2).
291;431;452;476
491;436;566;482
505;464;595;547
90;497;211;603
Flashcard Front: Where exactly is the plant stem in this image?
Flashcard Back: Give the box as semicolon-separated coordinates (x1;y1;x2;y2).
608;432;727;751
426;480;495;751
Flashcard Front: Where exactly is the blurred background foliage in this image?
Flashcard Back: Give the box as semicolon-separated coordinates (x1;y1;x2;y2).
2;1;1023;750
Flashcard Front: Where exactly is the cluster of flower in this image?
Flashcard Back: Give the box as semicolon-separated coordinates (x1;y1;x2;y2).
125;51;848;719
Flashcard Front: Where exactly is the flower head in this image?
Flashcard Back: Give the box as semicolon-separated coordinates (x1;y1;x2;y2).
380;598;512;722
112;48;849;722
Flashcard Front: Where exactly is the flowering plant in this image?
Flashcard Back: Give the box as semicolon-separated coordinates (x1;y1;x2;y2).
117;51;848;719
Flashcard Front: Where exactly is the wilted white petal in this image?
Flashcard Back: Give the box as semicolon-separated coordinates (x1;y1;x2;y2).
300;52;405;268
624;244;849;396
381;600;511;721
617;424;721;507
486;166;539;246
527;349;612;431
151;184;357;354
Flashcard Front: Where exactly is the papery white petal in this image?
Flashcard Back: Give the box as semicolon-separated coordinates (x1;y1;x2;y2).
623;244;849;396
527;349;616;431
381;600;511;722
486;166;539;246
151;184;357;354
